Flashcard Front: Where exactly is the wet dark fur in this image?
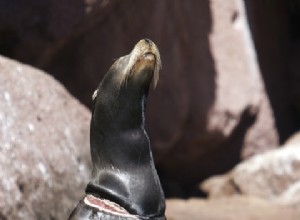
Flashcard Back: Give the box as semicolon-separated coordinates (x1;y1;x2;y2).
69;39;165;220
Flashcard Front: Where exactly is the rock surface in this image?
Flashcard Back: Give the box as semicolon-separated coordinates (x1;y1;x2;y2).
284;130;300;146
202;144;300;208
166;196;300;220
151;0;278;191
0;55;91;219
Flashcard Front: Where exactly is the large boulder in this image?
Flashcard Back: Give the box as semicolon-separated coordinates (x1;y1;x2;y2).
201;143;300;208
0;55;91;219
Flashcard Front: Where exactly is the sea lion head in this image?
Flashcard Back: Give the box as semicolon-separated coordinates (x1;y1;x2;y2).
92;38;161;103
121;38;161;89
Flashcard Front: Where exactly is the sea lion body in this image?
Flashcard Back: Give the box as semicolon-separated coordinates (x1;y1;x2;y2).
69;39;165;220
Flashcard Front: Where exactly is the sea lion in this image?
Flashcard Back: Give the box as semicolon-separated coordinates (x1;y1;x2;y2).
68;39;166;220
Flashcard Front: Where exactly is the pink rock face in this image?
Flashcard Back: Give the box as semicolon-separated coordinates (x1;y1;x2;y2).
232;146;300;199
146;0;279;187
0;56;91;219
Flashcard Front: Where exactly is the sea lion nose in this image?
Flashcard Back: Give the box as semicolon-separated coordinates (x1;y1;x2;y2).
143;38;152;45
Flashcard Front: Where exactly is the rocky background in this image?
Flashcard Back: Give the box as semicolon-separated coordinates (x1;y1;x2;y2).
1;0;300;219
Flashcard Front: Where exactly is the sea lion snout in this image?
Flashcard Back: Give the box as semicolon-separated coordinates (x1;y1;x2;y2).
143;38;152;44
135;38;153;50
127;39;161;88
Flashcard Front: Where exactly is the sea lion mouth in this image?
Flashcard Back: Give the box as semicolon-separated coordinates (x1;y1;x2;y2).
143;52;156;61
122;39;161;89
84;194;138;219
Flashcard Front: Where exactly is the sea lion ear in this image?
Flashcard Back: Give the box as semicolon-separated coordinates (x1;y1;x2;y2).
91;89;98;111
92;89;98;101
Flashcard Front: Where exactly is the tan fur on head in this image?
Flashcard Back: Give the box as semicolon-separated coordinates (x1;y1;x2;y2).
122;39;161;89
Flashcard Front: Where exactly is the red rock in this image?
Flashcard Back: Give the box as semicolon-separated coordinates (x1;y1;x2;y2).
153;0;278;188
202;144;300;208
0;56;91;219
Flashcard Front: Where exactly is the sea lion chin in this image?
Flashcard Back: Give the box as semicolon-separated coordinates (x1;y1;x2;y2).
69;39;166;220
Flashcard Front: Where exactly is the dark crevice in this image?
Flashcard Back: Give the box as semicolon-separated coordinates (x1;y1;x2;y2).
244;0;300;143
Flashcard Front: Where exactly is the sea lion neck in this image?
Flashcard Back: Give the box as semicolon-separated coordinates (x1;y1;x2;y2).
92;68;149;132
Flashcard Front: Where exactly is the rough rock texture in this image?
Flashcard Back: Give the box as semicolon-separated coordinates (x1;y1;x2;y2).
0;0;284;194
275;181;300;209
166;196;300;220
206;0;279;159
284;130;300;146
201;144;300;208
152;0;278;192
0;55;91;219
